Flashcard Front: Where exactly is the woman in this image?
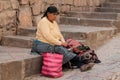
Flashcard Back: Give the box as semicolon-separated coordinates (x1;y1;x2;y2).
31;6;94;71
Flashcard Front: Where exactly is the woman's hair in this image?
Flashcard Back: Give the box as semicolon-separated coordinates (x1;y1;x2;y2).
41;6;59;18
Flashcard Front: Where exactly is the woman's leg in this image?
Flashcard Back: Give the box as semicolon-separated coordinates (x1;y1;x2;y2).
31;40;55;54
31;41;95;71
54;46;76;64
31;41;76;64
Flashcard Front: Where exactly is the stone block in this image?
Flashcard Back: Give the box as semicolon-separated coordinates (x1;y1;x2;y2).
74;0;87;7
88;0;95;7
1;35;34;48
19;0;29;5
5;10;16;18
87;32;97;49
30;0;45;13
71;6;95;12
117;13;120;20
74;0;80;6
101;0;106;3
24;56;42;77
0;10;17;36
64;0;73;5
60;5;70;13
17;27;36;37
104;3;120;8
54;0;62;4
41;3;46;13
33;15;42;26
0;29;2;41
19;6;33;28
81;0;86;6
60;17;115;27
0;10;16;25
2;28;16;36
59;0;65;4
71;6;83;11
62;31;87;40
96;7;120;13
56;15;60;23
67;12;117;19
109;0;120;2
10;0;19;9
113;20;120;32
44;0;55;4
89;7;96;12
44;0;61;4
31;0;43;15
94;0;100;6
29;0;39;5
43;4;52;12
0;64;1;80
0;61;24;80
0;0;11;12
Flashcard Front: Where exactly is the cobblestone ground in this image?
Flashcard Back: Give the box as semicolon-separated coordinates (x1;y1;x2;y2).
11;34;119;80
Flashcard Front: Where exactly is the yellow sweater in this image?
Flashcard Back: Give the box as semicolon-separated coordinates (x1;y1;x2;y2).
36;17;65;45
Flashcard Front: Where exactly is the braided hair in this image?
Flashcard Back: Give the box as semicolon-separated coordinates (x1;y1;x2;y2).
41;6;59;18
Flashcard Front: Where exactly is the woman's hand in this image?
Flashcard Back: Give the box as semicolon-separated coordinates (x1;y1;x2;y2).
61;42;68;47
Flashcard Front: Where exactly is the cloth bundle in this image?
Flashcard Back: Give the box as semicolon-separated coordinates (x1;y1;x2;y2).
66;39;101;63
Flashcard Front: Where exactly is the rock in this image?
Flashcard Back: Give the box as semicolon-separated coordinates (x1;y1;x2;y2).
19;5;33;28
19;0;29;5
31;0;43;15
60;5;70;13
10;0;19;9
64;0;73;5
33;15;42;26
0;0;11;12
29;0;39;5
0;61;24;80
0;10;17;36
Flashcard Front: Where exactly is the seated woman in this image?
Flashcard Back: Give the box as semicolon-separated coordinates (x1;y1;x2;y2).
31;6;94;71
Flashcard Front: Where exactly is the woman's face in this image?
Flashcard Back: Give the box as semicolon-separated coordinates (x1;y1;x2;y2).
47;12;58;22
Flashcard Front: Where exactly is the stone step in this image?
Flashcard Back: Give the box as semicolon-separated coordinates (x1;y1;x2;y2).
18;26;91;40
1;36;35;48
2;25;116;49
17;27;37;37
0;46;42;80
65;11;117;20
60;17;120;28
1;35;86;48
95;7;120;13
102;2;120;8
108;0;120;2
60;26;116;49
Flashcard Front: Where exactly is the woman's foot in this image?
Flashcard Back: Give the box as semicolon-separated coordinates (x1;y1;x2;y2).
80;63;95;72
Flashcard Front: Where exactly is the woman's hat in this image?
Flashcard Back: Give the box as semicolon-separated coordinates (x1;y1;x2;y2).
47;6;59;14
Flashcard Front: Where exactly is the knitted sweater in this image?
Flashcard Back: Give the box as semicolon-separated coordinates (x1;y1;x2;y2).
36;17;65;45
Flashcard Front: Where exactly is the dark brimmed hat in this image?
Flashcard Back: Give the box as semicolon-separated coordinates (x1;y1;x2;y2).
46;6;59;14
42;6;59;18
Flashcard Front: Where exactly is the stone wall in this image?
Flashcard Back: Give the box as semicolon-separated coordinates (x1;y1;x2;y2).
0;0;106;41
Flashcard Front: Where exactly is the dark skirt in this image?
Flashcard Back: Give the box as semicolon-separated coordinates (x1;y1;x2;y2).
31;40;76;64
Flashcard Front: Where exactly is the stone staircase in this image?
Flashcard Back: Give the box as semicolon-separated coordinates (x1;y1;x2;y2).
0;0;120;80
96;0;120;13
1;25;116;49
